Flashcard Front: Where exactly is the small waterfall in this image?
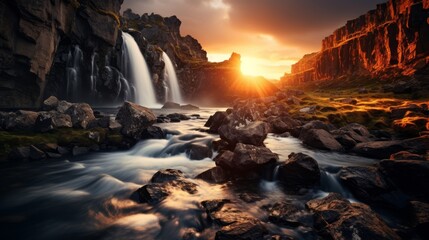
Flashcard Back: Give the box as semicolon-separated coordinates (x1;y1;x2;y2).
121;32;157;107
66;45;83;101
162;52;183;103
89;52;98;97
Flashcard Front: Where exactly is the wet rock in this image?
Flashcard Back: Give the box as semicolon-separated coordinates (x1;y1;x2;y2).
57;100;73;113
108;119;122;132
196;167;228;183
306;193;400;240
266;116;300;134
201;199;231;213
66;103;96;129
170;118;180;123
213;150;235;169
215;220;268;240
9;146;31;160
263;202;313;227
299;105;317;114
226;143;278;171
277;153;320;189
339;166;394;203
87;116;110;129
390;104;424;119
390;151;426;160
50;111;73;128
29;145;46;160
339;98;358;105
141;126;165;140
42;96;59;111
167;113;190;120
212;139;232;152
410;201;429;239
150;169;185;183
116;101;156;139
379;159;429;199
218;121;269;147
352;140;403;159
162;101;181;109
186;143;212;160
72;146;89;156
205;111;228;133
5;110;38;130
300;128;344;151
35;112;54;132
392;116;428;137
181;104;199;110
135;183;170;204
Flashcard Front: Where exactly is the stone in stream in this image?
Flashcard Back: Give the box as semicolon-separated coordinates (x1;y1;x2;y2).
306;193;400;240
66;103;96;129
29;145;46;160
299;128;344;151
167;113;190;120
141;126;165;140
180;104;199;110
116;101;156;139
218;143;278;171
218;121;270;147
339;166;395;204
162;101;181;109
277;153;320;189
205;111;228;133
186;143;213;160
262;202;313;227
195;167;228;183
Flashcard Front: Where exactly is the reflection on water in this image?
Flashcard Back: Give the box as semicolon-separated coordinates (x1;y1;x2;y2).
0;108;377;239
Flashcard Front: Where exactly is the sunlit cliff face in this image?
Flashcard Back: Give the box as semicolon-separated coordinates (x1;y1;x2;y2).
123;0;387;79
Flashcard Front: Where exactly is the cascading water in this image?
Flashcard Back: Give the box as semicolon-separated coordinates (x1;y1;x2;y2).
66;45;83;101
121;32;157;107
162;52;183;103
89;52;98;97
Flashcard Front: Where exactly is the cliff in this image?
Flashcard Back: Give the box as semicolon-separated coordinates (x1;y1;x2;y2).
283;0;429;86
0;0;123;107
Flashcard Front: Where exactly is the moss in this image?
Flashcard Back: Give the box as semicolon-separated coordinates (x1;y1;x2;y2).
107;134;123;144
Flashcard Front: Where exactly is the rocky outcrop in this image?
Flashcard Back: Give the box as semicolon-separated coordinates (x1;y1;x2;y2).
0;0;123;107
282;0;429;86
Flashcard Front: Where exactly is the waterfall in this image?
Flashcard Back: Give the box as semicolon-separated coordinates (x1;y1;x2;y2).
121;32;157;107
162;52;183;103
89;52;98;97
66;45;83;101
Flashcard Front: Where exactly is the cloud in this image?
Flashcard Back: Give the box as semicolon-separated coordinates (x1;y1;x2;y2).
122;0;387;78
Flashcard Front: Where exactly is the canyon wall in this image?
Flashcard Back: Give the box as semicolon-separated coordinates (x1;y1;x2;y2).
0;0;123;107
283;0;429;85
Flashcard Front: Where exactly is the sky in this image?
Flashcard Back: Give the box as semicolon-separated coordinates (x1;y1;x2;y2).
122;0;386;79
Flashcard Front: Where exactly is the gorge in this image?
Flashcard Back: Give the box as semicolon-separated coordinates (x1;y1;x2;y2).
0;0;428;240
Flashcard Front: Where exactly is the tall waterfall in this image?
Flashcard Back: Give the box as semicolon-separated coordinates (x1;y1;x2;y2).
66;45;83;101
121;32;157;107
162;52;183;103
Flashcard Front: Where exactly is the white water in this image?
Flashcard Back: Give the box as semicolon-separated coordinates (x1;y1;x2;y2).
66;45;83;101
162;52;183;103
122;32;158;107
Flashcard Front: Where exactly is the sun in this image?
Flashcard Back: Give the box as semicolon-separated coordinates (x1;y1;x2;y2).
240;57;267;77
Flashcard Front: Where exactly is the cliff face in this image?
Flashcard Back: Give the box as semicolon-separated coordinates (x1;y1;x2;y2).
0;0;123;107
284;0;429;85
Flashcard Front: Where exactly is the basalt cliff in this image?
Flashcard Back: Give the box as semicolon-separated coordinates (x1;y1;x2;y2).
282;0;429;88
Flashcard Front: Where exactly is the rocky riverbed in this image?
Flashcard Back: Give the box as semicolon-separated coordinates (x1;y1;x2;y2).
0;89;428;239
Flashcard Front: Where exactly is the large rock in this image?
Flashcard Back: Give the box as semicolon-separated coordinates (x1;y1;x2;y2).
186;143;213;160
379;159;429;199
339;166;394;203
218;121;269;147
277;153;320;189
195;167;228;183
216;144;278;171
5;110;39;130
262;202;313;227
116;101;156;139
42;96;59;111
205;111;228;133
306;193;400;240
161;101;181;109
300;128;344;151
66;103;96;129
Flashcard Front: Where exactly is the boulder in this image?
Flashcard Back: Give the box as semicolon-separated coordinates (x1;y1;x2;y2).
231;143;278;171
379;159;429;199
195;167;228;183
410;201;429;239
262;202;313;227
300;128;344;151
57;100;73;113
218;121;269;147
162;101;181;109
5;110;38;130
116;101;156;139
180;104;199;110
306;193;400;240
29;145;47;160
205;111;228;133
277;153;320;189
150;169;185;183
35;112;54;132
167;113;190;120
66;103;96;129
42;96;59;111
50;111;73;128
186;143;212;160
215;220;268;240
141;126;166;140
339;166;394;203
213;150;235;169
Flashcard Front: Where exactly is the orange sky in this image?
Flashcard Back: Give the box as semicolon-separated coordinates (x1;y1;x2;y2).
123;0;386;79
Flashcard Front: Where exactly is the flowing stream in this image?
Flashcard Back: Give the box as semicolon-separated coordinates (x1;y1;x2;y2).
0;108;378;240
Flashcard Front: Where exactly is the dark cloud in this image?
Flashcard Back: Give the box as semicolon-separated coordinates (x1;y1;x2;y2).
224;0;386;45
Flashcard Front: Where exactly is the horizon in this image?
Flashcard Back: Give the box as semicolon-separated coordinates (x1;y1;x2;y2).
123;0;386;79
